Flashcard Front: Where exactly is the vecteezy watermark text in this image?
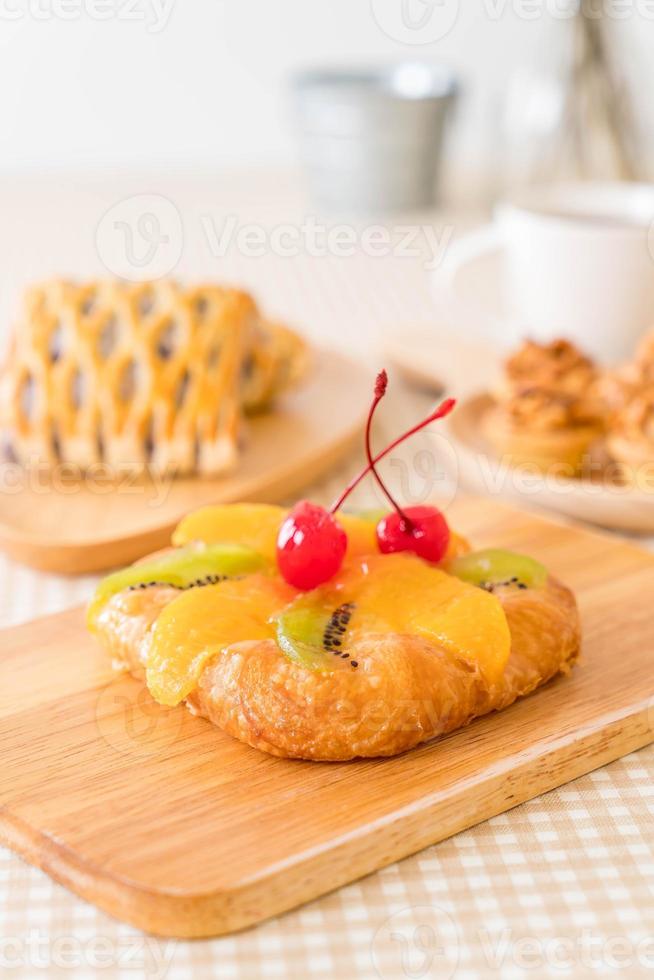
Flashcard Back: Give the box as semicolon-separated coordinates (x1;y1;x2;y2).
0;929;176;977
94;193;454;280
479;927;654;971
0;0;175;32
371;0;654;47
200;213;454;271
0;459;172;508
370;907;654;977
482;0;654;20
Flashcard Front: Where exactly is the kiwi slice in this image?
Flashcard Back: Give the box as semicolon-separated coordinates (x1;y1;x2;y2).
447;548;547;591
275;596;357;671
87;543;265;629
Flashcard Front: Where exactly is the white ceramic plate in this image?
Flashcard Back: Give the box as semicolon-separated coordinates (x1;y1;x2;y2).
449;392;654;535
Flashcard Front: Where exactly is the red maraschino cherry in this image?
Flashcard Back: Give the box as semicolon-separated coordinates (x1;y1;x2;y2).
276;500;347;591
376;505;450;562
276;371;456;590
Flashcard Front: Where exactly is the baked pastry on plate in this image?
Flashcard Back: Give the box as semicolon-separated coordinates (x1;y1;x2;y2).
595;328;654;420
89;375;580;761
632;329;654;383
242;320;309;414
484;387;605;475
486;339;605;476
606;386;654;490
0;279;307;475
495;337;598;403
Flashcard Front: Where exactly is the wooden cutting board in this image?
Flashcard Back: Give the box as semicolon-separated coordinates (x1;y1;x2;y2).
0;350;370;574
1;497;653;938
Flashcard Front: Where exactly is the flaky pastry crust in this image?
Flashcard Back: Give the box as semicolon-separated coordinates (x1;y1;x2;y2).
95;574;580;761
487;339;606;475
634;329;654;377
498;339;599;406
483;403;602;476
498;387;600;431
606;386;654;487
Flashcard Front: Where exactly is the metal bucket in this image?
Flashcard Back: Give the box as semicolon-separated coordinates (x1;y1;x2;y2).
291;63;458;214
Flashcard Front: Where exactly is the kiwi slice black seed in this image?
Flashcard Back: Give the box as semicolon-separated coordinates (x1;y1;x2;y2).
276;598;358;670
87;543;265;629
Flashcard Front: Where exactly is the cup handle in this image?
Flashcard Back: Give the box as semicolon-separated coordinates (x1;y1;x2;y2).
434;223;503;292
430;222;520;357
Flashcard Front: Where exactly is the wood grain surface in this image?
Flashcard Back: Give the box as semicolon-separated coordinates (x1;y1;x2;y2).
0;351;371;574
0;497;652;938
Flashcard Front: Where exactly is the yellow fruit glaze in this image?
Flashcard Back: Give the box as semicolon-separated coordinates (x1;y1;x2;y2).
146;552;509;707
332;554;509;684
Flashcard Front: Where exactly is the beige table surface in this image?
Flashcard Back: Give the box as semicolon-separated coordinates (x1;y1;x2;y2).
0;177;652;980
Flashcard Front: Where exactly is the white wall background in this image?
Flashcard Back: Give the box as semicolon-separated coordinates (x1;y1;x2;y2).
0;0;651;197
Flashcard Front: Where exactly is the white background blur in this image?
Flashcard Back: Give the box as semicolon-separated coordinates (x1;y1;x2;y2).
0;0;652;347
0;0;652;199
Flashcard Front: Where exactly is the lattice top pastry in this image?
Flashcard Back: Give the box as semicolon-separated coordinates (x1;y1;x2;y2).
0;280;306;476
241;320;309;415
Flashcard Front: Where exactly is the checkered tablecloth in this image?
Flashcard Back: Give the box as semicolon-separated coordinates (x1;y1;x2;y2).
2;751;653;979
0;180;653;979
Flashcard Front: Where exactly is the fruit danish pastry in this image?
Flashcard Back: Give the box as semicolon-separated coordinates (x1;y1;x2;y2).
0;279;307;475
89;374;581;761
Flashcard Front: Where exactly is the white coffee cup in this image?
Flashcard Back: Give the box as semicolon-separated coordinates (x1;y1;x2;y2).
433;182;654;363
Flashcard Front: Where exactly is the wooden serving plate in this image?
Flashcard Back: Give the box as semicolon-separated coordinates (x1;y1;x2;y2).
0;351;370;574
449;392;654;534
1;497;653;938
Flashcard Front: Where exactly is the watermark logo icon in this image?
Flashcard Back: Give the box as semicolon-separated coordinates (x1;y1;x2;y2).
95;193;183;282
371;904;459;980
368;431;459;513
95;673;184;759
370;0;460;44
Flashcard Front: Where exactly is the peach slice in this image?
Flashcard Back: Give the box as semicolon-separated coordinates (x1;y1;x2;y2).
172;503;285;561
172;502;385;561
147;573;296;706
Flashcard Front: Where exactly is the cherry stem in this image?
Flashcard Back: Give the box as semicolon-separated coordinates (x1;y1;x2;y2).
329;383;456;514
364;371;412;527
